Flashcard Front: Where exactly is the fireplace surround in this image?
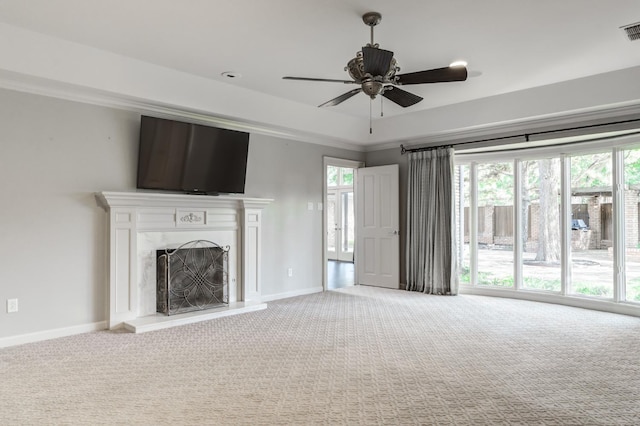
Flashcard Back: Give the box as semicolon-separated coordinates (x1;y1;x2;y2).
96;191;272;332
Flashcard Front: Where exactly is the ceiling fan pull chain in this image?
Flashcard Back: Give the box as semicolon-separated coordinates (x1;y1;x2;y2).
370;98;373;134
381;96;384;117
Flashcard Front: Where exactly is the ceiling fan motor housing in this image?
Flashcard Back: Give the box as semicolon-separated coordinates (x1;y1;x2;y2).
362;81;384;98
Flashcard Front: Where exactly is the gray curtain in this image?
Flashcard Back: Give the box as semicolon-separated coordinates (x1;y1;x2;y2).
406;147;458;295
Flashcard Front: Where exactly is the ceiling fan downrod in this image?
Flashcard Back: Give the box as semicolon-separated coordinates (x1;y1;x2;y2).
362;11;382;47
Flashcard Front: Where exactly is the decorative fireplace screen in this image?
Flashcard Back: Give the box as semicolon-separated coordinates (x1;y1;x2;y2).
156;240;229;315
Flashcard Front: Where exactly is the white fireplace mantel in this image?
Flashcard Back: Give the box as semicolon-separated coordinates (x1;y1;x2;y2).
96;191;273;332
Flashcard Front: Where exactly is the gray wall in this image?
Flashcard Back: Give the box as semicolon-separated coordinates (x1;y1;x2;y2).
245;134;365;298
364;148;406;286
0;89;139;338
0;88;364;339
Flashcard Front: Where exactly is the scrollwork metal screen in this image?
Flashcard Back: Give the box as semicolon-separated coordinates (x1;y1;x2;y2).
156;240;229;315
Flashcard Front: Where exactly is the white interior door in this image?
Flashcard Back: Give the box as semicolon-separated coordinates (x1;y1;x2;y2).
356;164;400;288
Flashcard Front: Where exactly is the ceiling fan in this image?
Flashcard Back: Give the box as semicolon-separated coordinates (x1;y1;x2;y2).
283;11;468;112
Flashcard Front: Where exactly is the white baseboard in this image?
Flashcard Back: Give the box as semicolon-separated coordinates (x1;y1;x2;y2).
0;321;108;349
261;286;323;302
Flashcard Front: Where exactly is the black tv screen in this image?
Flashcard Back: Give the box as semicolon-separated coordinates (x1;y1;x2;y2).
136;116;250;194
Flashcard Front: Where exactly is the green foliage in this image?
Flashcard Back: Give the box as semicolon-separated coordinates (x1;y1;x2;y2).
522;277;561;292
459;266;471;284
478;163;514;206
623;148;640;186
342;169;354;185
458;267;640;301
453;266;514;287
327;166;354;186
477;271;514;287
572;283;612;297
467;148;640;210
628;277;640;301
327;166;338;186
570;153;612;188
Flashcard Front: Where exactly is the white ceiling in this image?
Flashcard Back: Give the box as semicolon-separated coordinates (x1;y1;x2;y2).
1;0;640;148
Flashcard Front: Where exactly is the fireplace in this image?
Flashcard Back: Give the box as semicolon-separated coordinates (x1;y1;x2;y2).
157;240;229;315
96;191;273;332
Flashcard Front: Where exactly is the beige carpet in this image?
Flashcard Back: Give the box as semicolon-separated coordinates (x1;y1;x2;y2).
1;286;639;425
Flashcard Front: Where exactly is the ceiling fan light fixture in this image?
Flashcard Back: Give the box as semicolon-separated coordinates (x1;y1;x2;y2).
449;60;468;68
362;81;384;98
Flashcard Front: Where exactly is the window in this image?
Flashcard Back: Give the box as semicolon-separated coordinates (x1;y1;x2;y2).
456;136;640;313
455;165;470;284
327;166;354;187
477;162;514;287
623;147;640;302
521;158;562;292
569;152;613;298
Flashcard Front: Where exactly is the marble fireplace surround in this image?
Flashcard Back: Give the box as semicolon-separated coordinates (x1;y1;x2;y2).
96;191;273;333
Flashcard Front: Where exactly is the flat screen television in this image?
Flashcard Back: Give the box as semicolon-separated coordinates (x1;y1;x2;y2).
136;115;250;195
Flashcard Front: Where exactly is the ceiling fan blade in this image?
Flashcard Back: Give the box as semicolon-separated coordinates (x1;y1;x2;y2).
283;76;356;84
382;87;423;107
319;88;362;107
396;66;468;85
362;46;394;76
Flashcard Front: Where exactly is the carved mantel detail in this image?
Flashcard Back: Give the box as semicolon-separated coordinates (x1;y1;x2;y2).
179;211;204;224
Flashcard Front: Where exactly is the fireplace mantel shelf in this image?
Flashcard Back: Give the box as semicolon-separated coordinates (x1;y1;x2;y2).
96;191;273;210
96;191;273;332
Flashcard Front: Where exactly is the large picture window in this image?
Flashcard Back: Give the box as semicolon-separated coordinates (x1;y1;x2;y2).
456;137;640;312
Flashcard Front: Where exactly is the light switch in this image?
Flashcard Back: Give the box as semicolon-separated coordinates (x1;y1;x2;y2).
307;202;314;211
317;202;323;211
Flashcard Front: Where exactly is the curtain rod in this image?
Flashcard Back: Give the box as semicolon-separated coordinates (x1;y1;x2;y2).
399;117;640;155
400;144;452;154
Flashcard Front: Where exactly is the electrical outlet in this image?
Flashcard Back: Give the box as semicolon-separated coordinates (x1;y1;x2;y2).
287;268;293;277
7;298;18;313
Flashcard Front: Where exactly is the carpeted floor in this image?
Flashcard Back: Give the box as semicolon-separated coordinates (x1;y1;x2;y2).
1;286;639;425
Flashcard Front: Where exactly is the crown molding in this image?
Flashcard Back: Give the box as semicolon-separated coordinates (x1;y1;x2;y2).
0;70;367;153
364;100;640;153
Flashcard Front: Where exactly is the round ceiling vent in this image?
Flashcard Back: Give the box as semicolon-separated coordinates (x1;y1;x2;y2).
221;71;242;79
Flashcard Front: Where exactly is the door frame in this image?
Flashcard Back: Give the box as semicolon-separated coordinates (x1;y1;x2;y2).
323;157;365;291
